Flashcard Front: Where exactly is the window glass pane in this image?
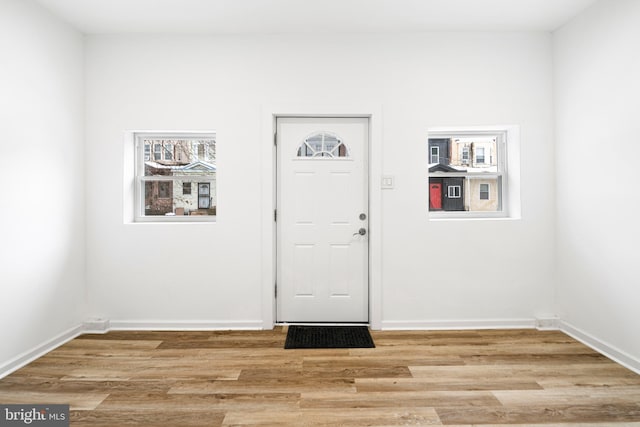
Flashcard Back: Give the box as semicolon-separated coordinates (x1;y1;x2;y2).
164;143;173;161
138;134;217;220
144;138;216;176
430;147;439;163
143;179;216;216
297;132;349;158
428;135;503;214
448;185;461;198
480;183;489;200
437;137;498;171
470;177;501;211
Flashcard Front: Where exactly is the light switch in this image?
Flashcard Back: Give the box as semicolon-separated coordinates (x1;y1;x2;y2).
381;175;394;189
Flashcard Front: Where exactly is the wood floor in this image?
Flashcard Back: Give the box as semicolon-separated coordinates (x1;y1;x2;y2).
1;328;639;426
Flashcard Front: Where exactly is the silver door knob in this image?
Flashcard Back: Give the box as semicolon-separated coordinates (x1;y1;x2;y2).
353;228;367;236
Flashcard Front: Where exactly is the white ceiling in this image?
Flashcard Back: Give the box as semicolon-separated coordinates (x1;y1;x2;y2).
34;0;598;35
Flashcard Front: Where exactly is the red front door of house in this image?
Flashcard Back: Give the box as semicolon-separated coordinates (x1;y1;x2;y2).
429;183;442;210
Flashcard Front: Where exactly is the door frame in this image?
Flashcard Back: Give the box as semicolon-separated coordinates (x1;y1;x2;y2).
260;105;383;330
275;116;370;324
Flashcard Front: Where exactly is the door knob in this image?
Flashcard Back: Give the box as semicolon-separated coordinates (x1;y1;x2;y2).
353;228;367;236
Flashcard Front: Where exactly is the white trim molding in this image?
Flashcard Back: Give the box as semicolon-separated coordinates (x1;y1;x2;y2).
381;318;536;330
0;324;83;379
560;321;640;375
107;320;265;331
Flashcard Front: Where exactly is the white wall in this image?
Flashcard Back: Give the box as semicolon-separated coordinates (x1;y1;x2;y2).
0;0;85;372
85;32;555;327
554;0;640;364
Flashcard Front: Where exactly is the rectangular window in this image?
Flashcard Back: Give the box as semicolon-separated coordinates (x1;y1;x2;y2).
430;146;439;164
135;132;217;221
428;128;509;217
448;185;461;198
480;183;489;200
461;146;469;164
164;143;173;161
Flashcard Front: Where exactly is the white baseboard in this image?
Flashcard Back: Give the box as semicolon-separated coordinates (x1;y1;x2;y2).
560;320;640;375
107;320;265;331
380;318;536;330
4;318;637;380
0;324;83;379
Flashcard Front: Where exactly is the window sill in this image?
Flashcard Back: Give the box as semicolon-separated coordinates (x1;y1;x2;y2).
133;215;217;223
428;212;518;221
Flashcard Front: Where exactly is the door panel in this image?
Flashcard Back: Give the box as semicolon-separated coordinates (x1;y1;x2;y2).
429;182;442;210
277;117;369;323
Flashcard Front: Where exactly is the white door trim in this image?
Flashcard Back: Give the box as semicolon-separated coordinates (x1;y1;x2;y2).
260;105;383;330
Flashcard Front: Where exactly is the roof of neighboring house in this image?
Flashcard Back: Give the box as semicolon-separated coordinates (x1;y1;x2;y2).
180;161;216;171
429;163;466;173
145;161;217;173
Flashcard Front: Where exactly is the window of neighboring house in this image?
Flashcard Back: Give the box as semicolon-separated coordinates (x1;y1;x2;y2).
461;146;469;164
183;182;192;195
164;143;173;161
480;183;489;200
448;185;461;198
135;132;217;221
428;128;511;218
430;146;439;164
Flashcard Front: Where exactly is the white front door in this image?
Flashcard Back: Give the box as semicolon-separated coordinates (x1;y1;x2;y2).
277;117;369;323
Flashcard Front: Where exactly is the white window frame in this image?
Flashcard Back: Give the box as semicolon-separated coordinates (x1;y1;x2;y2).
476;147;485;164
447;185;461;198
479;183;490;200
430;146;439;164
428;127;515;219
134;131;216;223
461;146;469;164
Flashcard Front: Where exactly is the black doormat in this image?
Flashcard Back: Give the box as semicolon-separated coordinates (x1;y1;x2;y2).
284;325;375;349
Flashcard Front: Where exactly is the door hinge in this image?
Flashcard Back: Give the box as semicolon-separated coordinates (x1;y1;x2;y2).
274;209;277;221
274;132;277;146
274;283;277;298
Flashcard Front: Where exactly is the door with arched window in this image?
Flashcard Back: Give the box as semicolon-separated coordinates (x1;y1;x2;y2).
276;117;369;323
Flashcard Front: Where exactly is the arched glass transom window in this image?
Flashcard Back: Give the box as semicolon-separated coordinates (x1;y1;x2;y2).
297;132;350;158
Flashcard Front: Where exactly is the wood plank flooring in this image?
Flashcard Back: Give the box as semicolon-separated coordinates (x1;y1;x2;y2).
1;328;639;426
